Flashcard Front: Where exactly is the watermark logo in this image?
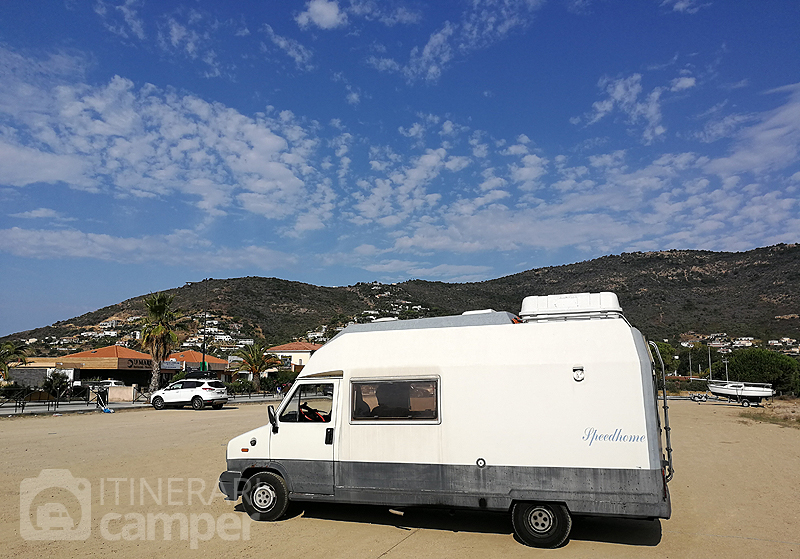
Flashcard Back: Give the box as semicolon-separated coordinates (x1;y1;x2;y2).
20;470;250;548
20;469;91;540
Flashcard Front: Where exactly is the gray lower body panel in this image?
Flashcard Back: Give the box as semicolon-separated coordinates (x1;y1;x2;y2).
224;459;670;519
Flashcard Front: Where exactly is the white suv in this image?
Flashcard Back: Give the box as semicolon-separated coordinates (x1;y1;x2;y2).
150;379;228;410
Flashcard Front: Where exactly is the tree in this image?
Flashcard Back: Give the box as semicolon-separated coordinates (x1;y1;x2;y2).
652;342;678;375
42;371;70;397
232;343;282;391
141;292;180;395
676;343;717;377
712;347;799;393
0;340;28;381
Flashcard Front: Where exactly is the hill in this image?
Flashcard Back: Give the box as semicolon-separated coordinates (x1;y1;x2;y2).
5;244;800;349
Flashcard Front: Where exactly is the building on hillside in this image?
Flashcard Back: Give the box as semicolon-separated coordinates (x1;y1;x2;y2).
266;341;322;372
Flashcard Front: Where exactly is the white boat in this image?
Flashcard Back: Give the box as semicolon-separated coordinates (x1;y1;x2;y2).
706;380;774;406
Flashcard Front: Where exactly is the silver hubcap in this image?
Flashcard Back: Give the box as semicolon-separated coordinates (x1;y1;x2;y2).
526;507;555;534
253;484;276;511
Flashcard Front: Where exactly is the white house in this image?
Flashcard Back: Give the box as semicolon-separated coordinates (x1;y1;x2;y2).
266;341;323;371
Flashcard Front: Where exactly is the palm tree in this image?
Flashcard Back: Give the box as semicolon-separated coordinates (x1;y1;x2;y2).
233;343;270;391
141;292;179;395
1;340;28;380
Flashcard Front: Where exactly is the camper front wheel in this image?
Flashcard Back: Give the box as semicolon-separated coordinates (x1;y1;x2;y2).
512;502;572;548
242;472;289;521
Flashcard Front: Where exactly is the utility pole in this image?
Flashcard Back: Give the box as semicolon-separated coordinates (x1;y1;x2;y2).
186;278;211;374
201;278;210;373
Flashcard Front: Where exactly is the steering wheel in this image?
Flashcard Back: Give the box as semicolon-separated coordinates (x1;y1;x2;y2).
299;402;321;422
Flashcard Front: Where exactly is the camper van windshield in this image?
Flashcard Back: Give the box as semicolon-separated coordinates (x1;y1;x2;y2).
279;383;333;422
352;380;437;421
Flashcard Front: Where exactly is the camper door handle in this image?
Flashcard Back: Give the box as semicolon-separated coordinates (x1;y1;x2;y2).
325;427;334;445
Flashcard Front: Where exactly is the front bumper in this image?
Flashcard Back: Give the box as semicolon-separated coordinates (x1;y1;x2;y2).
219;470;244;500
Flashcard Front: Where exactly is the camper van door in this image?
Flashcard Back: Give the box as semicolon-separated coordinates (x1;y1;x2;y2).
272;380;339;495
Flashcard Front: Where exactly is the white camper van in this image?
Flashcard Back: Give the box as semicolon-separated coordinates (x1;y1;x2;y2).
219;292;673;548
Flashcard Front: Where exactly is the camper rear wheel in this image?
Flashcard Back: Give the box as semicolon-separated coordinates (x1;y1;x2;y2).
512;502;572;548
741;399;751;407
242;472;289;521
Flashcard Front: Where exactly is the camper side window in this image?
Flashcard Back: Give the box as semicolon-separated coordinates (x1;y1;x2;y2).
279;383;333;423
352;380;437;421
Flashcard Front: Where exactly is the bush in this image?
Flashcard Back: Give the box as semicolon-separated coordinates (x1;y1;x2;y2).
664;380;708;394
227;379;255;394
42;371;70;397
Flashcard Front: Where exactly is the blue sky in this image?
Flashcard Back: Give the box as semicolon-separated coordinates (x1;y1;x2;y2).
1;0;799;336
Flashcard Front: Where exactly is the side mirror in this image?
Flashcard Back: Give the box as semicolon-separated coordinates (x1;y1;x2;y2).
268;405;278;434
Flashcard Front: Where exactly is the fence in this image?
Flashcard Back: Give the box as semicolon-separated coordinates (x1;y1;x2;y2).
0;385;111;414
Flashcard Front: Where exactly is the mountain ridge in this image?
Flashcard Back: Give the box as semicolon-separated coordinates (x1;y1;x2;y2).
5;244;800;347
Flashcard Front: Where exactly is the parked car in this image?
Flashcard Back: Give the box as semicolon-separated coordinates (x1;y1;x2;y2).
150;379;228;410
98;379;125;387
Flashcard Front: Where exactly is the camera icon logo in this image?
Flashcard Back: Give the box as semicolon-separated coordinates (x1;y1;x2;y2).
20;469;91;540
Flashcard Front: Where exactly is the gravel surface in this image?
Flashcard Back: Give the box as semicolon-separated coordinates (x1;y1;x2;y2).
3;399;798;558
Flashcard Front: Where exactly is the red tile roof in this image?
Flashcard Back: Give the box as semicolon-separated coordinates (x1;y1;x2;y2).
167;350;227;364
267;342;322;352
61;345;152;359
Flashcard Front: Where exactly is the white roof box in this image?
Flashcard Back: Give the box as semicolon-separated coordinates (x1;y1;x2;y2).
519;292;623;322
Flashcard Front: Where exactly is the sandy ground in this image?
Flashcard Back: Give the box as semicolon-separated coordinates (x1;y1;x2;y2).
2;399;798;559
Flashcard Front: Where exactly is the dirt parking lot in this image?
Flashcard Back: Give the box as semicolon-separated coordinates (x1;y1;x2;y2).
2;399;798;559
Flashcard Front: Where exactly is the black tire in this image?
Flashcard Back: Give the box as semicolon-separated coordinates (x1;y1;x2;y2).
152;396;165;410
242;472;289;521
741;399;750;407
212;403;223;410
191;396;205;410
512;502;572;548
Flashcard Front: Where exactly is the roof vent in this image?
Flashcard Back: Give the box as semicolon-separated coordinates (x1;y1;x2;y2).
519;292;623;322
462;309;496;315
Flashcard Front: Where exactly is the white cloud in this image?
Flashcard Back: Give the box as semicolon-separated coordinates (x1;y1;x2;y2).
404;23;455;82
362;259;492;282
2;47;798;280
660;0;709;14
263;25;315;70
587;74;666;144
670;76;696;91
695;113;754;143
152;10;231;78
510;154;548;188
444;156;471;172
366;56;401;73
397;0;545;82
9;208;73;220
0;141;91;188
95;0;146;40
347;1;421;26
0;51;345;228
296;0;348;30
704;83;800;178
0;226;298;269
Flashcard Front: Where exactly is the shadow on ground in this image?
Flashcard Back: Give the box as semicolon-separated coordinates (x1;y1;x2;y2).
235;501;661;546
